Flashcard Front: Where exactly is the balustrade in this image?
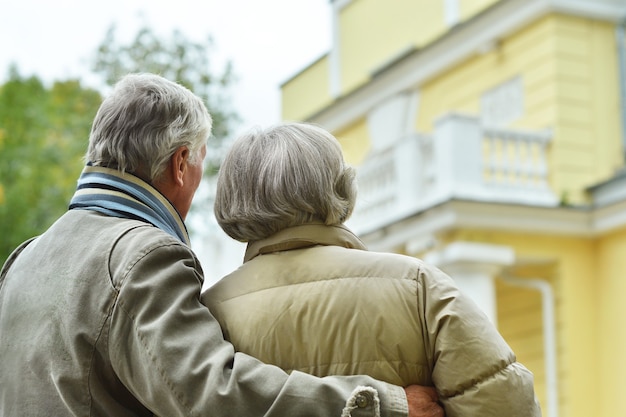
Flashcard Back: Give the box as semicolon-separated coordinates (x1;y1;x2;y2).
349;113;557;234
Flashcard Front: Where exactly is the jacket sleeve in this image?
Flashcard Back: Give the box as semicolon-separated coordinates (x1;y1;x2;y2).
416;263;542;417
107;228;407;417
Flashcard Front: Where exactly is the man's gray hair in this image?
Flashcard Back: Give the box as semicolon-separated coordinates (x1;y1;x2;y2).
214;122;357;242
86;73;212;181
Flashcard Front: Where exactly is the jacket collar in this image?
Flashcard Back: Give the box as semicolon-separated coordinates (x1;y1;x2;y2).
244;223;367;263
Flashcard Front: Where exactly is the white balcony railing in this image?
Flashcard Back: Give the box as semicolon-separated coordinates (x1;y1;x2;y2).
349;113;557;234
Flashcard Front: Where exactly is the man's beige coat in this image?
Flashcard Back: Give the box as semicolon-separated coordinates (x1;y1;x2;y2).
0;211;406;417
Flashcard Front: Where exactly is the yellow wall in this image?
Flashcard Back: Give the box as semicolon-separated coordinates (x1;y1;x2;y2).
334;118;371;165
281;55;333;122
417;14;622;204
417;16;552;130
595;226;626;417
441;228;598;417
281;1;508;121
337;0;505;97
282;9;623;200
496;274;547;410
552;16;622;200
339;0;446;94
459;0;500;20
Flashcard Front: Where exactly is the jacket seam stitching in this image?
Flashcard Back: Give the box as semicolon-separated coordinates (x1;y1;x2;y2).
115;242;195;416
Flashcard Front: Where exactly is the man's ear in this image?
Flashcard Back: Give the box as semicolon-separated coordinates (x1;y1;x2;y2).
169;146;190;187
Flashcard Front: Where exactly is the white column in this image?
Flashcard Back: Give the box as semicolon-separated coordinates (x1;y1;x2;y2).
330;0;350;98
443;0;460;26
432;113;483;199
424;241;514;326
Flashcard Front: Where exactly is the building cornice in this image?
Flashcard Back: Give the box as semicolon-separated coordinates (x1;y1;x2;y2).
309;0;626;131
361;198;626;252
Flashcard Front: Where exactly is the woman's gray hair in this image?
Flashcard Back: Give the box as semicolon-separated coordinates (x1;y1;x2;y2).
86;73;212;182
214;122;357;242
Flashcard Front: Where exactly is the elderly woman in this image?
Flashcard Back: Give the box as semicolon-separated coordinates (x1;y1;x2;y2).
202;122;542;417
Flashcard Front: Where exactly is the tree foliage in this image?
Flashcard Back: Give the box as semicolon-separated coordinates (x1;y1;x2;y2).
91;24;239;174
0;25;239;264
0;66;102;265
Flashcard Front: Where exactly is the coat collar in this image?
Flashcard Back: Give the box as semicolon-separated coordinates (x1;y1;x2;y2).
244;223;367;262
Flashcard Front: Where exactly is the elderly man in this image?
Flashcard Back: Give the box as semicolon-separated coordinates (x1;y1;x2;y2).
0;73;443;417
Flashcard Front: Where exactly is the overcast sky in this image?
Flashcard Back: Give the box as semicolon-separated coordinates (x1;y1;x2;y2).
0;1;334;280
0;0;332;134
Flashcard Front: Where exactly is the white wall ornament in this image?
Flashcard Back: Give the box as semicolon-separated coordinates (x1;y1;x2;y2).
480;76;524;127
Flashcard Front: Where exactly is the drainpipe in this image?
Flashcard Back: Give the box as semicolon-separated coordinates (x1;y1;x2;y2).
617;20;626;160
500;275;558;417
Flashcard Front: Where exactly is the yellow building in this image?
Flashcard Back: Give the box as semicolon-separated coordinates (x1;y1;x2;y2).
281;0;626;416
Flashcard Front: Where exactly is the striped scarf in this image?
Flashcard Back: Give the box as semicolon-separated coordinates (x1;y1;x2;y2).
69;164;190;246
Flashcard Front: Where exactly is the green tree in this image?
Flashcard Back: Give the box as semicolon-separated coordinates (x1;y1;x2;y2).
91;24;239;174
0;66;102;265
0;25;236;264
